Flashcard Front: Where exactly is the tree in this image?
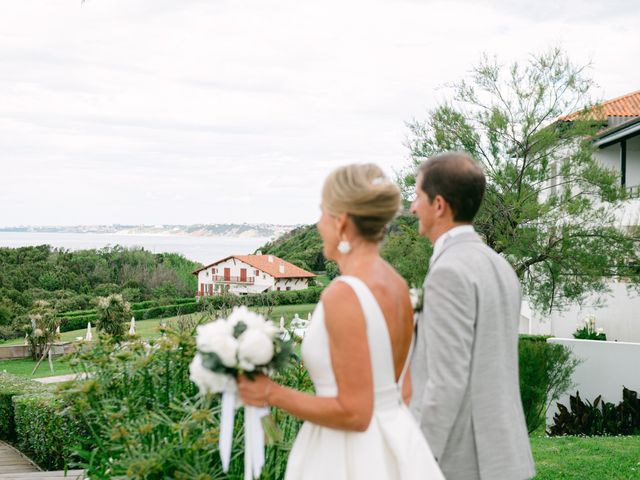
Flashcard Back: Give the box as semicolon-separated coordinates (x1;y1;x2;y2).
380;216;433;287
402;47;640;311
96;294;130;341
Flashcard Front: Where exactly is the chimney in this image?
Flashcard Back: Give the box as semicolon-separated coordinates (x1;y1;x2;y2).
279;262;285;274
268;255;274;263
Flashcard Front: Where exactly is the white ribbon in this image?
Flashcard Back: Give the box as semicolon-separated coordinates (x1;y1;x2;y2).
219;390;269;480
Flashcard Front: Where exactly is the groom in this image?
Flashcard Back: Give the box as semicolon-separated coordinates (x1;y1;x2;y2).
409;152;535;480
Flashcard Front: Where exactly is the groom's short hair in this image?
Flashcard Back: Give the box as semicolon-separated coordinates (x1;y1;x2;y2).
418;152;486;222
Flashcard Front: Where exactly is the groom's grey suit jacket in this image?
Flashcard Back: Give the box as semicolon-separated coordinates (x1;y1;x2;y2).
410;232;535;480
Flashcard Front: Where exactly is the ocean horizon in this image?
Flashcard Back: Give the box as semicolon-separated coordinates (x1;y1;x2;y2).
0;232;272;265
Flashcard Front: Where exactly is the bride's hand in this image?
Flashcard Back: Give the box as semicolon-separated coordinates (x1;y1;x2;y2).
237;374;274;407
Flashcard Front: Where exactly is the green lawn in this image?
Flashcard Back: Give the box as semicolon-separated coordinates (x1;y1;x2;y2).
0;357;76;378
0;304;318;347
531;434;640;479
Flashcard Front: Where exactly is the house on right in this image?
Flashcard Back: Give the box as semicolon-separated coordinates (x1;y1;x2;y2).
583;90;640;203
522;90;640;341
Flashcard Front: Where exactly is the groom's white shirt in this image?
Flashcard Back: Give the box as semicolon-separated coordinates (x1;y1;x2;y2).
430;225;475;263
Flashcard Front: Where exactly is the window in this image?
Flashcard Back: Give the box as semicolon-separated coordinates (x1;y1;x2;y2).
277;287;281;291
255;270;259;276
286;287;291;291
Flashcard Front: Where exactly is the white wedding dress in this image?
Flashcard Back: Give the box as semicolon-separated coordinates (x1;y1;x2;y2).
285;276;444;480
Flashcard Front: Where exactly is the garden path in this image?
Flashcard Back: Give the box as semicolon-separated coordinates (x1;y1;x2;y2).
0;441;84;479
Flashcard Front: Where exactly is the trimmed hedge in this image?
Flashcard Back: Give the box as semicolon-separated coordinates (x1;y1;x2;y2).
13;393;85;470
58;288;323;332
0;372;48;440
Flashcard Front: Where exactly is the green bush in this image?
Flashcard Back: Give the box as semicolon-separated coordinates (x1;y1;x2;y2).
0;372;48;440
58;321;312;479
13;393;85;470
60;313;97;333
518;336;580;433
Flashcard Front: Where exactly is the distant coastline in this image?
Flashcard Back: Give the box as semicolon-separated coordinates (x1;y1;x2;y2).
0;223;296;240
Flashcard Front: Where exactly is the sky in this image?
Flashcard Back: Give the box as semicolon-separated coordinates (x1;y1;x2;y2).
0;0;638;227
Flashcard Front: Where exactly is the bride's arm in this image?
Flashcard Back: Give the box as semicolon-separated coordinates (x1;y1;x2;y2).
238;282;374;432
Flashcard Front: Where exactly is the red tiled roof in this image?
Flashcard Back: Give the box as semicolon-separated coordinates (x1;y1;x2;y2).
565;90;640;121
193;255;316;278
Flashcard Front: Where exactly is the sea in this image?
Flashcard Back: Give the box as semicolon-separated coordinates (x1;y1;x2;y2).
0;232;272;265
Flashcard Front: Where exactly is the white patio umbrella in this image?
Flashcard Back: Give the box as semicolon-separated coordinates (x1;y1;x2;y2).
307;312;312;321
279;316;285;330
85;322;93;342
129;317;136;335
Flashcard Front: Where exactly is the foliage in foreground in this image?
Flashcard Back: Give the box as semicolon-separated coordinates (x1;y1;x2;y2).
59;313;313;479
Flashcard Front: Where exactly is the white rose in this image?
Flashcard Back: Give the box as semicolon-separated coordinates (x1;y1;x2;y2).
237;329;274;367
228;306;278;338
189;353;236;394
196;320;238;367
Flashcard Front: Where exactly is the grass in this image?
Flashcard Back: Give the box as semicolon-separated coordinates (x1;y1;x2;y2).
0;304;318;378
0;357;75;378
0;304;317;347
531;434;640;479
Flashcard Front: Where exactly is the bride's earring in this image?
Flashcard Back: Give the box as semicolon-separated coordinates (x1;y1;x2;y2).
337;238;351;254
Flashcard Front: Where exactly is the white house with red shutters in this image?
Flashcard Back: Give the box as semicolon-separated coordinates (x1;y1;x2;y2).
193;254;316;297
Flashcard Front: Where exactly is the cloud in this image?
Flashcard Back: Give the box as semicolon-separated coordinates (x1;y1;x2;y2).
0;0;638;226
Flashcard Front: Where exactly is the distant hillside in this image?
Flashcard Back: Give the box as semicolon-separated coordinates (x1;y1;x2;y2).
259;225;326;272
259;216;432;285
0;224;295;239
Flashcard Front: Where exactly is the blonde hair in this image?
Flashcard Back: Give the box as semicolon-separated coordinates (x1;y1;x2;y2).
322;163;401;242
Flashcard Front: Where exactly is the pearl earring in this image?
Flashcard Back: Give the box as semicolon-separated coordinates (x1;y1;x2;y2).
337;239;351;254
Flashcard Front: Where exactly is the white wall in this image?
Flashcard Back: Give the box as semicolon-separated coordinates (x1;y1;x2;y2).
196;258;275;295
627;135;640;187
545;338;640;426
196;258;312;296
520;281;640;343
594;143;621;175
272;278;309;292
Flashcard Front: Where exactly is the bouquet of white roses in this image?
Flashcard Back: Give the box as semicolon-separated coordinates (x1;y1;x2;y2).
189;306;294;480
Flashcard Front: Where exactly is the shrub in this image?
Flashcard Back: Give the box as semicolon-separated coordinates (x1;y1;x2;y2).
13;393;85;470
549;387;640;436
518;336;580;433
60;323;311;479
0;372;48;440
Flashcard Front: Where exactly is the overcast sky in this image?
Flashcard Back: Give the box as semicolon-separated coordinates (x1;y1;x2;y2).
1;0;638;226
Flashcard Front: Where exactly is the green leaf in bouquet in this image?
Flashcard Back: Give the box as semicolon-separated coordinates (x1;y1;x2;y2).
200;352;226;373
233;321;247;338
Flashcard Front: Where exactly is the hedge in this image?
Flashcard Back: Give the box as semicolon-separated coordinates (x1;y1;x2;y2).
0;372;49;440
12;393;85;470
58;288;324;332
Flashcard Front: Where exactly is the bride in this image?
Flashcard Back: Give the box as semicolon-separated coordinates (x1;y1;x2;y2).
238;164;443;479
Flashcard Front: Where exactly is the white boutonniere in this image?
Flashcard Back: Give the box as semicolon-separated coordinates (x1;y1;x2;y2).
409;287;424;314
